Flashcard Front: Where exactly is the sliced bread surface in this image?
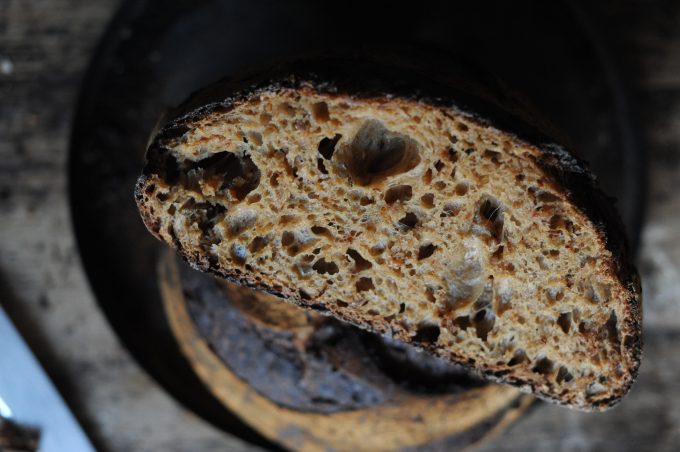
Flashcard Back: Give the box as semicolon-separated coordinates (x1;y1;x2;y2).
135;56;642;410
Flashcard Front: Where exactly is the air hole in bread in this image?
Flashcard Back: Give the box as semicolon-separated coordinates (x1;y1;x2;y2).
311;101;330;122
455;182;469;196
490;245;504;263
247;131;263;146
453;315;472;331
398;212;418;230
311;225;331;237
346;248;372;272
425;286;437;303
185;201;227;235
549;214;573;231
412;322;441;344
312;258;339;275
557;312;572;334
536;190;560;203
433;181;447;191
474;309;495;341
384;184;413;204
317;158;328;175
318;133;342;160
356;277;375;292
281;231;294;246
335;120;421;185
421;193;435;208
556;365;573;383
533;356;555;376
507;349;527;366
277;102;295;116
360;196;374;206
248;236;267;253
198;151;261;201
417;243;436;260
247;193;262;204
483;149;501;164
423;168;433;184
369;242;386;256
287;245;302;256
474;196;504;243
279;214;297;225
156;150;259;201
605;311;620;348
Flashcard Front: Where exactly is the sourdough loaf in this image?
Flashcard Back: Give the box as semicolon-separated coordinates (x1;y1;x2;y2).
135;54;642;410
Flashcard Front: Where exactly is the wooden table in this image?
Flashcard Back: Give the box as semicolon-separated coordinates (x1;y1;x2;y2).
1;1;679;450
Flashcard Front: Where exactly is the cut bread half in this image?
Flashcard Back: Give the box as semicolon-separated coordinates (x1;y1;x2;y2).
135;55;642;410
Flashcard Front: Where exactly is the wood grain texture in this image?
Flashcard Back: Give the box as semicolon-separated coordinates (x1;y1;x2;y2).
1;0;680;451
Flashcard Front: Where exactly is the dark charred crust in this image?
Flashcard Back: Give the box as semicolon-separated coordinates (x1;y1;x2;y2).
135;176;164;242
153;123;191;147
533;145;636;284
148;50;563;152
533;144;643;392
135;50;642;410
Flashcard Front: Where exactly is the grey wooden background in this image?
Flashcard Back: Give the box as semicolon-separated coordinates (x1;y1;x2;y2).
1;1;679;451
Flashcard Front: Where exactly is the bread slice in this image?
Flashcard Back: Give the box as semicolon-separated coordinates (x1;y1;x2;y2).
135;55;642;410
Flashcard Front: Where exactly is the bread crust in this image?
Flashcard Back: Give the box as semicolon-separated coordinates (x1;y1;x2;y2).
135;52;642;410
